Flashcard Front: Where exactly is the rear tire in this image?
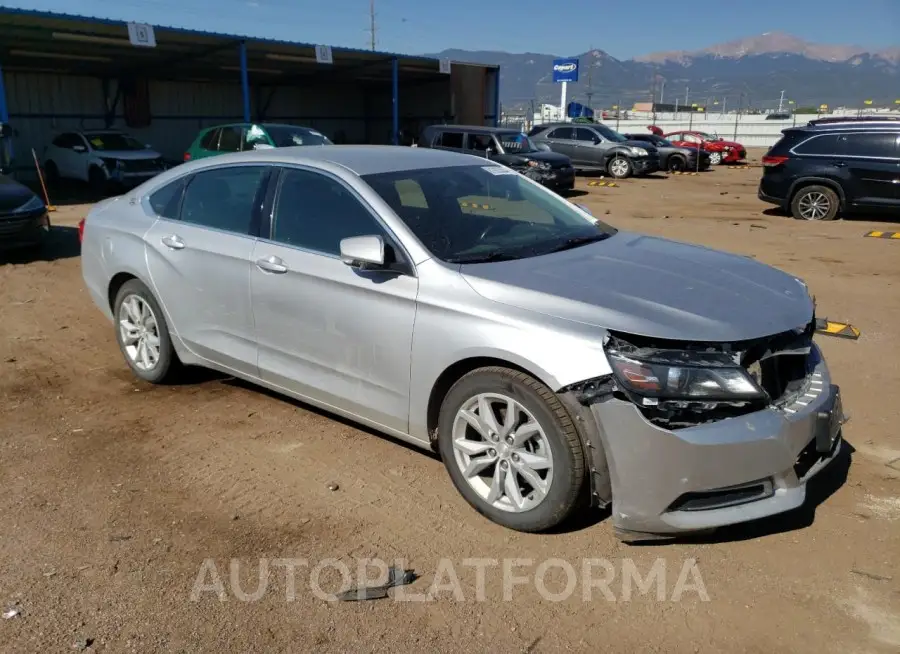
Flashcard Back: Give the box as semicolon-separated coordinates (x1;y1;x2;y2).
113;279;182;384
709;151;723;165
437;366;586;532
791;185;840;221
607;156;633;179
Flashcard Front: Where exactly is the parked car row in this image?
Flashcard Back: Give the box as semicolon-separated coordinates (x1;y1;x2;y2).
42;122;333;192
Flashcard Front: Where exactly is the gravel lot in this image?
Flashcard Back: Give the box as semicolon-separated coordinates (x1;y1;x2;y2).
1;153;899;653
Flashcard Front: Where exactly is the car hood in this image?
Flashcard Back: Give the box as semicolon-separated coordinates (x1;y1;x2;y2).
0;174;40;213
92;150;162;160
460;231;814;342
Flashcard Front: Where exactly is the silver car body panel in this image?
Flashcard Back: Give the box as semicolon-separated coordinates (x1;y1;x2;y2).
82;145;840;537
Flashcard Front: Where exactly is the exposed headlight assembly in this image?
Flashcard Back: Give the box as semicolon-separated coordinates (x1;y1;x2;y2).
629;147;648;157
605;342;766;403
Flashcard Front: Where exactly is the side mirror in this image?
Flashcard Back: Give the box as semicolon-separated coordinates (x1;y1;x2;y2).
73;145;87;153
592;137;601;145
574;203;592;215
340;235;385;268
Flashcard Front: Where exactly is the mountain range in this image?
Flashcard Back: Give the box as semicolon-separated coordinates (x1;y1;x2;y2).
429;32;900;111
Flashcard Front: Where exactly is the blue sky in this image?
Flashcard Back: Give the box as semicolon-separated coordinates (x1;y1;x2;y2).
4;0;899;57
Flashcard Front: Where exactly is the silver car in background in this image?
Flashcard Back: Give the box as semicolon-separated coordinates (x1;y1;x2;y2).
81;146;845;542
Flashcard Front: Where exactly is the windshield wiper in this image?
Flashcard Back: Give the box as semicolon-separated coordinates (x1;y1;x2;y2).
544;233;612;254
446;250;524;264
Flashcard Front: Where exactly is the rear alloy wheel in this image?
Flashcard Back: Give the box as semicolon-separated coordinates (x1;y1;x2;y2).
791;185;839;221
709;151;723;165
607;156;633;179
113;279;181;383
437;367;586;532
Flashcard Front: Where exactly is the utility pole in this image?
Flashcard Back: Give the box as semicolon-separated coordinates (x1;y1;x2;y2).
585;46;594;113
369;0;376;51
659;79;666;106
685;86;689;105
777;89;785;113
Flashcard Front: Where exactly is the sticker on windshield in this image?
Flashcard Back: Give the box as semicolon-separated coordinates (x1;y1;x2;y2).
90;138;104;148
482;166;515;175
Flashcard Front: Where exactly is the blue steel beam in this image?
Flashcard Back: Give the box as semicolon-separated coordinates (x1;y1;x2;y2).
391;57;399;145
239;40;250;122
0;62;8;124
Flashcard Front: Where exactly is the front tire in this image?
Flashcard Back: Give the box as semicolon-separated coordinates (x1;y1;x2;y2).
437;367;586;532
791;185;840;221
43;160;60;187
607;156;633;179
667;155;687;172
113;279;181;384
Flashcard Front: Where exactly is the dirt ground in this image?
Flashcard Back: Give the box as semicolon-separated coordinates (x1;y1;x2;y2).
1;151;899;653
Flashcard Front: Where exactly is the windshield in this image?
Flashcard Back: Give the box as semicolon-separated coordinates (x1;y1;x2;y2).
696;132;721;141
85;133;146;151
361;164;617;264
496;132;540;154
265;125;333;147
594;125;627;142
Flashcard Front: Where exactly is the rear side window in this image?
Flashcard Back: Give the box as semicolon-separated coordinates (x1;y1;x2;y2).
839;132;899;159
548;127;573;140
436;132;464;148
793;134;839;155
218;126;243;153
180;166;268;234
199;128;219;150
148;179;185;219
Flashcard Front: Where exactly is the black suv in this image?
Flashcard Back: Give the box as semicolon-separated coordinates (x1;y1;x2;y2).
527;122;660;179
417;125;575;192
758;117;900;221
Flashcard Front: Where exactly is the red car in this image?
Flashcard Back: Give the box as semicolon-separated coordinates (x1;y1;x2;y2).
648;127;747;165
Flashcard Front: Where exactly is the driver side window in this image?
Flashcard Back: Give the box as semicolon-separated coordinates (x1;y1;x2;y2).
271;168;388;256
466;133;495;153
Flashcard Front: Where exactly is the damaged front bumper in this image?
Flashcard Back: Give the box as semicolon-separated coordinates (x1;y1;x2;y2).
561;343;845;542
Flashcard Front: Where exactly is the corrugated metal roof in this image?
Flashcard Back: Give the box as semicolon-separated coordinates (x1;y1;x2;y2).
0;6;499;69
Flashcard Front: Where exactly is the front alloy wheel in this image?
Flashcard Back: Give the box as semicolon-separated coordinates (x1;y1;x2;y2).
709;151;723;165
608;157;632;179
437;366;587;532
451;393;554;513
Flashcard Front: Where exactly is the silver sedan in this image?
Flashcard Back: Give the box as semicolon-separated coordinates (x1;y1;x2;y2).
81;145;845;541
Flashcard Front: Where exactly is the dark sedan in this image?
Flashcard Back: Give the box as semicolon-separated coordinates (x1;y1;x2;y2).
625;133;710;172
0;175;50;252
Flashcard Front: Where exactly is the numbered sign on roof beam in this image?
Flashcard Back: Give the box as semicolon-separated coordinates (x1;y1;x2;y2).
315;45;333;64
127;22;156;48
439;58;451;74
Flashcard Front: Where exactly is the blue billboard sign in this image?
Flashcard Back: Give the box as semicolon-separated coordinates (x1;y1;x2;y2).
552;58;579;83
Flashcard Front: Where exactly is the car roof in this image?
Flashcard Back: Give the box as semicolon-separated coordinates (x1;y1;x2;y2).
186;145;491;175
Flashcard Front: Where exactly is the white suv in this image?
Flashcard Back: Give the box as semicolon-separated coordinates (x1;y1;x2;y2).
43;130;167;189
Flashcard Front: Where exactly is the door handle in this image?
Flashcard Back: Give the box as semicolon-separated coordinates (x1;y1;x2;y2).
161;235;185;250
255;255;288;274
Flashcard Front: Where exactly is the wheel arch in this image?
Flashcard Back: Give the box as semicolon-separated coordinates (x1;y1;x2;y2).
107;272;140;313
425;356;558;449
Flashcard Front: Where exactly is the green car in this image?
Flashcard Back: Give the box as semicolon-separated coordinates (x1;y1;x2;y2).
183;123;333;161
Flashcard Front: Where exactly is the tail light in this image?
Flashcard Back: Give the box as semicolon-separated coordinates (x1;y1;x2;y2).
761;155;790;167
77;218;85;243
183;152;191;161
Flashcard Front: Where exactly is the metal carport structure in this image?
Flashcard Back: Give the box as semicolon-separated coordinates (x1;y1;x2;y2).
0;8;500;174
